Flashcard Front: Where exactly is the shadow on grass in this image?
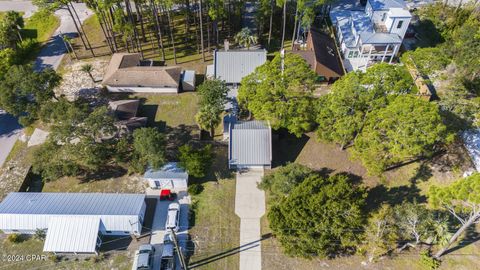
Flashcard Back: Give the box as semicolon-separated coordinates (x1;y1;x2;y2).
80;165;128;182
366;184;426;212
443;225;480;256
188;233;272;268
272;129;309;168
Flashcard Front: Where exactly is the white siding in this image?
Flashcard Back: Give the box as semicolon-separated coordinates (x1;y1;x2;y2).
0;214;143;236
106;86;179;93
386;16;410;40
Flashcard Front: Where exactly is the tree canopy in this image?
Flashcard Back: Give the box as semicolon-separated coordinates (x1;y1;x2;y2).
258;162;313;199
429;173;480;258
268;173;366;257
132;127;167;172
352;95;450;174
0;65;61;125
178;144;214;178
238;52;317;137
195;79;228;138
316;63;414;149
32;102;119;180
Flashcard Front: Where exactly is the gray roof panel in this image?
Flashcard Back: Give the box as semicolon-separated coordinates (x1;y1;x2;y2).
144;162;188;180
0;193;145;216
230;121;271;166
214;50;267;84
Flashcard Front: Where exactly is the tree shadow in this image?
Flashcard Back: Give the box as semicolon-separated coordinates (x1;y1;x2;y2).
413;19;445;48
80;165;128;182
410;162;433;184
366;184;426;212
165;124;197;159
272;129;309;168
443;224;480;256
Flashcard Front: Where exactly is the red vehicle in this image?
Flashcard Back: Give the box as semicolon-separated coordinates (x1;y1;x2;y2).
160;189;175;201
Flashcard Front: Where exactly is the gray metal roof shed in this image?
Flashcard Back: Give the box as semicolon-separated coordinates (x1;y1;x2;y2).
43;216;101;254
144;162;188;180
229;120;272;168
214;50;267;84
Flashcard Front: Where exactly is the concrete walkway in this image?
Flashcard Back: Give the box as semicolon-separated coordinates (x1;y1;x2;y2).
235;169;265;270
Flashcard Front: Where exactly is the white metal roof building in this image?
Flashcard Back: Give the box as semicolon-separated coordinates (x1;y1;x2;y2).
213;49;267;84
144;162;189;190
0;192;147;254
228;120;272;169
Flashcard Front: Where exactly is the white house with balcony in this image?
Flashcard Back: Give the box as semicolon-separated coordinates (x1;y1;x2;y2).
330;0;411;71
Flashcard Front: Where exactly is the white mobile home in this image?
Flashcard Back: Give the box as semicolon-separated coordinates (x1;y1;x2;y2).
0;192;147;254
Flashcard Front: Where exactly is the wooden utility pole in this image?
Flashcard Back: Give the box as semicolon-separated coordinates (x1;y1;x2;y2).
171;230;188;269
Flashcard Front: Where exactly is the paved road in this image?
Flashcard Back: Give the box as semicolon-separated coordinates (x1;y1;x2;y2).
0;111;23;167
0;1;92;167
34;3;93;71
235;169;265;270
147;189;190;270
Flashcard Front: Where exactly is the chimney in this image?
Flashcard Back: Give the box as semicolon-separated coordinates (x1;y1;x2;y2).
224;39;229;51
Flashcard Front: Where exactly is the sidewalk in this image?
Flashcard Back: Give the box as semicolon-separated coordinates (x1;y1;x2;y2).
235;169;265;270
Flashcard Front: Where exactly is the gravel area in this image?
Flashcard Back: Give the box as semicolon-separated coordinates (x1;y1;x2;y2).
56;59;109;101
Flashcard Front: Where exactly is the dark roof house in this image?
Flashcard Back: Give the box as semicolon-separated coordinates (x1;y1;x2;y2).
292;29;345;81
102;53;182;93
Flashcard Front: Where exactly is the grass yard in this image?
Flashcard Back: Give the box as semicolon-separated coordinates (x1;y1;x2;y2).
185;143;239;270
133;92;199;129
23;10;60;43
42;173;146;194
0;234;134;270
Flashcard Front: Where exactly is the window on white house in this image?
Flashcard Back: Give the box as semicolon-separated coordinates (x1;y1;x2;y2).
382;13;386;21
348;51;353;58
397;20;403;29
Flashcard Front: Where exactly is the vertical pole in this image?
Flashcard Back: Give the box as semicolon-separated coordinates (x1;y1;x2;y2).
171;230;188;269
382;44;389;62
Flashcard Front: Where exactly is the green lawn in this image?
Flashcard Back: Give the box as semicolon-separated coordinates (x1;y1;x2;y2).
133;92;200;129
0;235;133;270
23;10;60;43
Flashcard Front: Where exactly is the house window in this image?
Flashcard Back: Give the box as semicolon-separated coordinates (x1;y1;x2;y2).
348;51;353;58
381;13;386;22
353;51;359;58
397;20;403;29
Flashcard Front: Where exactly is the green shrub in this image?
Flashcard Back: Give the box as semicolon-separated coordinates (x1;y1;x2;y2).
420;250;441;270
7;233;23;243
34;228;46;241
188;183;204;195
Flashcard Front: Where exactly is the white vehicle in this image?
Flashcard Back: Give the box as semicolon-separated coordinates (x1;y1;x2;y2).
132;244;155;270
165;202;180;232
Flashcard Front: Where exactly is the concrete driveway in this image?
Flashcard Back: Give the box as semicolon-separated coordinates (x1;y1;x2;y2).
147;189;190;270
235;169;265;270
